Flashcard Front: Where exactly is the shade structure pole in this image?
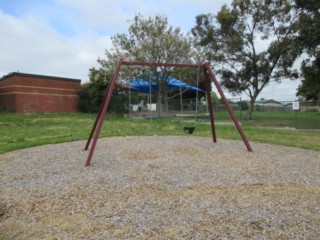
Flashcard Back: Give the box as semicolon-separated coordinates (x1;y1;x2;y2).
204;64;253;152
85;58;124;166
129;88;131;118
180;85;183;113
149;73;152;109
195;68;200;122
203;68;217;143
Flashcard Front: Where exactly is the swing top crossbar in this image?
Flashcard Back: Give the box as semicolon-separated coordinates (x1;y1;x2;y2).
84;59;252;166
122;60;204;69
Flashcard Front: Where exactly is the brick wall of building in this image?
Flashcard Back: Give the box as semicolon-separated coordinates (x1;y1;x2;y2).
0;72;81;113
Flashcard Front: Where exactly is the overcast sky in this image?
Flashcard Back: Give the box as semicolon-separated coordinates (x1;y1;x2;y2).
0;0;301;101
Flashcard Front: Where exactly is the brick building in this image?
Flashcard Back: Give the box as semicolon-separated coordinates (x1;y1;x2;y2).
0;72;81;113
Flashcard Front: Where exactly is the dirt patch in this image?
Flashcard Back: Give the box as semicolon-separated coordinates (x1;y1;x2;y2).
123;149;159;161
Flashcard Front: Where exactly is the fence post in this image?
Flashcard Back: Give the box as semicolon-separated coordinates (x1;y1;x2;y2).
292;101;300;129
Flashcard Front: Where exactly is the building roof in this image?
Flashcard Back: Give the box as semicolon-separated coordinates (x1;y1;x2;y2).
0;72;81;82
255;99;282;105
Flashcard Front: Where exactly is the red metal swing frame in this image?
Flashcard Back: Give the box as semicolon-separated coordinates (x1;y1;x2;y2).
84;59;252;166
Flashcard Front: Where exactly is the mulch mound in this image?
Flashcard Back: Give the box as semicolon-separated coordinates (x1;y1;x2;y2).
1;136;319;239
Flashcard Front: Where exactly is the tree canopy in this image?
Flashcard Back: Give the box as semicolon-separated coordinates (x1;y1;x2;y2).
96;14;196;112
78;67;128;114
110;14;192;64
84;14;218;114
295;0;320;101
192;0;299;119
297;58;320;101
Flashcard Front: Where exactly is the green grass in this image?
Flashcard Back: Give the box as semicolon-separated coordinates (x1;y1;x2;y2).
0;113;89;153
0;112;319;154
0;235;8;240
212;110;320;129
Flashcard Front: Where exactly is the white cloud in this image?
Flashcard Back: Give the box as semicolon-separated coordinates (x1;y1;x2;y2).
219;79;301;102
56;0;134;34
0;9;109;81
0;0;302;100
258;80;301;101
55;0;232;33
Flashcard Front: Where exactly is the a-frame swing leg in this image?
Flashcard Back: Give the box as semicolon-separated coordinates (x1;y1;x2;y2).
204;68;217;143
84;82;112;150
204;64;253;152
85;59;124;166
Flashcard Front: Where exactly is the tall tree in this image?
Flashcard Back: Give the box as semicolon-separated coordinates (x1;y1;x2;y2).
79;67;128;114
295;0;320;101
192;0;299;119
99;14;194;112
79;68;111;113
297;58;320;101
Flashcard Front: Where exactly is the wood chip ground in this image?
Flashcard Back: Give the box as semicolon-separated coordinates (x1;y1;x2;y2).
1;136;319;239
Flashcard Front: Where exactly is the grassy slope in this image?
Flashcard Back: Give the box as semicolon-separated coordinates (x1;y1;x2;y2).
0;113;319;154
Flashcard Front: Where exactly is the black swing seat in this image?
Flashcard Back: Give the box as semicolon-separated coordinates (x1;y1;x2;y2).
183;126;195;134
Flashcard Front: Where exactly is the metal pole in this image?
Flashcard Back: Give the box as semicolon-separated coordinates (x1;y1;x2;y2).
180;85;183;113
129;88;131;118
204;69;217;143
123;61;203;69
85;58;124;166
84;60;253;166
149;73;152;110
195;68;200;123
84;82;111;150
205;64;253;152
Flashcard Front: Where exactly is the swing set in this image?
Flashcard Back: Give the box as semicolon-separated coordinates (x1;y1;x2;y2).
177;67;203;133
84;59;253;166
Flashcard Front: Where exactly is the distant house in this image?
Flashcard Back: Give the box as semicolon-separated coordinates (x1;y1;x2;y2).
0;72;81;113
255;99;284;111
255;99;283;107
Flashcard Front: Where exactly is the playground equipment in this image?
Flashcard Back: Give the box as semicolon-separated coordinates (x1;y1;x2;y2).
84;59;253;166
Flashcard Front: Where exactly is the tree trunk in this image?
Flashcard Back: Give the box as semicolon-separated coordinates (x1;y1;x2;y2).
156;82;169;117
156;95;162;117
156;94;167;117
247;98;255;120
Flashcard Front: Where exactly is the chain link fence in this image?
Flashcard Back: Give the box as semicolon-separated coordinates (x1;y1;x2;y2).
127;96;320;130
213;99;320;130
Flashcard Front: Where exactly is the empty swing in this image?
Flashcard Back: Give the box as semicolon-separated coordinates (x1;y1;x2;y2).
181;68;201;134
